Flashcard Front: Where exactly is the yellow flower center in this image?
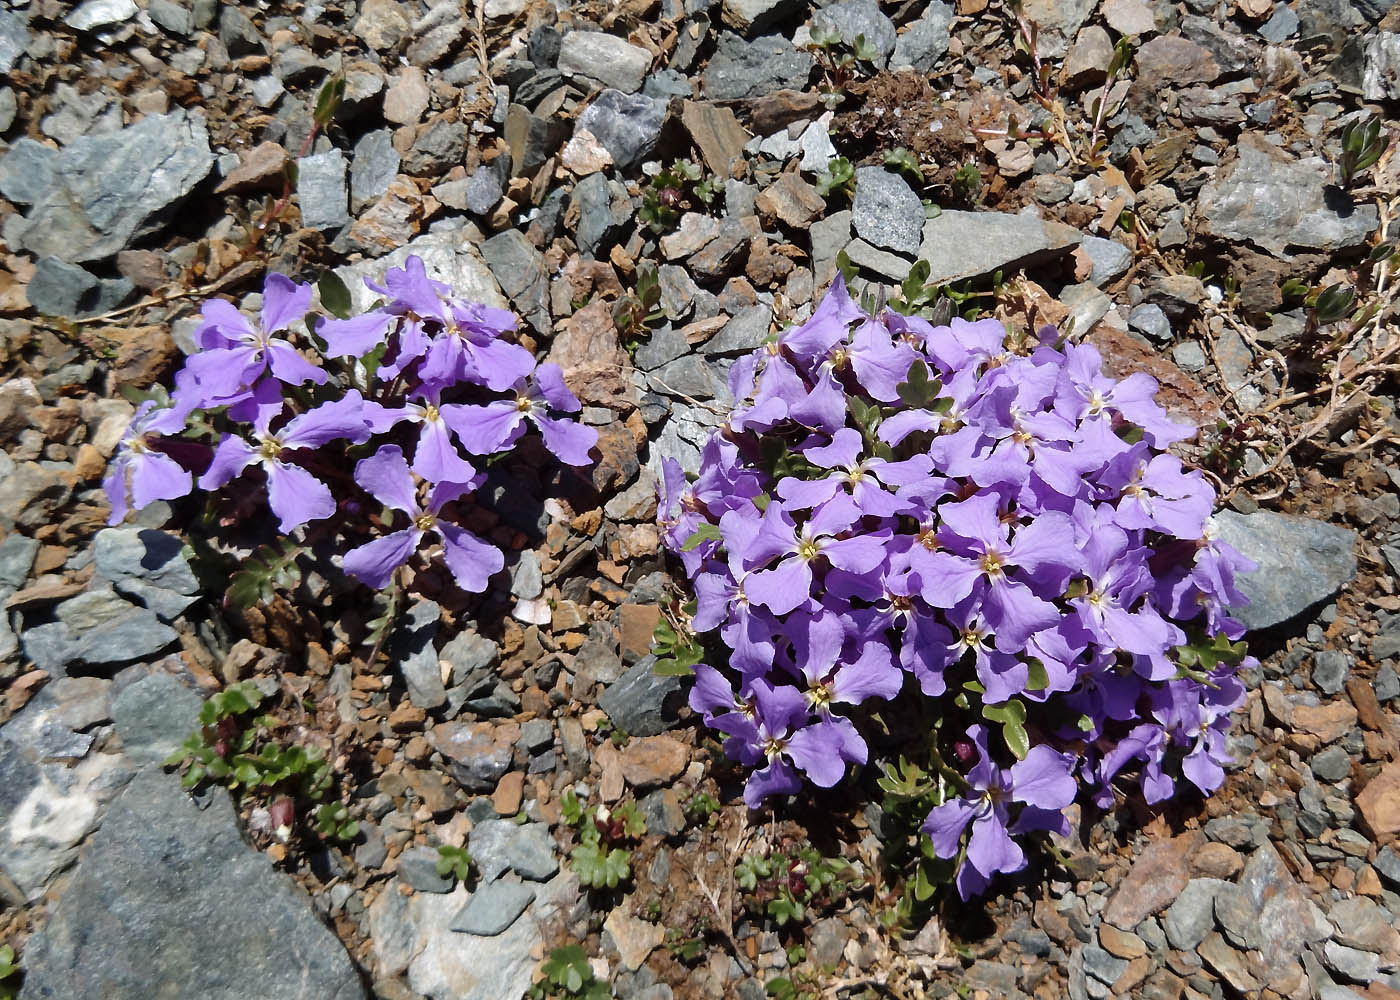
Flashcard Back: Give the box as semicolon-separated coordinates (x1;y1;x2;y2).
797;537;822;562
414;511;436;532
260;438;283;460
761;736;786;759
980;548;1006;580
806;682;834;709
516;395;533;413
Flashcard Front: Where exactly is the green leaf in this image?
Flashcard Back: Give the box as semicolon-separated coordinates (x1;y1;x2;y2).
313;74;346;128
1026;659;1049;691
681;522;722;552
318;271;352;320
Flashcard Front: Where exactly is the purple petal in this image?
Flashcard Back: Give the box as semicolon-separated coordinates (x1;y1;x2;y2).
280;390;370;449
130;450;193;509
435;522;504;593
265;340;328;387
342;529;422;589
354;445;421;516
785;723;848;787
260;273;314;333
966;808;1024;877
197;298;254;348
413;420;477;483
440;401;523;455
922;797;977;859
745;557;812;616
265;460;336;532
533;362;580;412
689;663;738;719
533;413;598;466
1009;745;1077;811
743;758;803;807
317;310;393;358
198;435;259;490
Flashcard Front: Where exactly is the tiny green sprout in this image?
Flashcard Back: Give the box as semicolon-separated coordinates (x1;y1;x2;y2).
436;844;473;882
652;611;704;678
951;161;982;204
850;33;880;64
883;147;924;183
815;156;856;200
1336;114;1388;187
314;801;359;841
1312;283;1357;325
683;790;721;825
529;945;610;1000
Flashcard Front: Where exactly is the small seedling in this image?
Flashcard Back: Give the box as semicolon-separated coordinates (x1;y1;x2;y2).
528;945;610;1000
883;147;924;184
565;794;645;890
735;846;858;928
815;156;856;200
683;790;721;825
651;609;704;678
1336;115;1388;187
613;265;663;355
436;844;473;882
640;159;718;233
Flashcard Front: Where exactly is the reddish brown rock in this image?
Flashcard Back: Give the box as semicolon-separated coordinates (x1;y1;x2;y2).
1292;700;1358;744
1103;831;1204;930
1356;762;1400;838
215;141;291;193
619;735;689;789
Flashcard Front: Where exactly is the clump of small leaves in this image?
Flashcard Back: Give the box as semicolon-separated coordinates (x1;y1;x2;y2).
951;161;982;204
165;681;359;844
806;26;879;109
0;945;18;1000
883;147;924;184
640;159;718;234
651;606;704;678
814;156;856;200
527;945;610;1000
735;845;859;928
436;844;473;882
1336;114;1389;187
562;790;645;890
683;790;721;826
613;265;664;356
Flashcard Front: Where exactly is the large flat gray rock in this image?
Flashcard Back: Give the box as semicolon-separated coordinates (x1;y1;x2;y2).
1213;510;1358;631
19;768;365;1000
919;210;1082;286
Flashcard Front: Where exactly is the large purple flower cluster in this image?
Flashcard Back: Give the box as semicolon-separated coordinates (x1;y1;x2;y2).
105;257;598;594
658;277;1255;899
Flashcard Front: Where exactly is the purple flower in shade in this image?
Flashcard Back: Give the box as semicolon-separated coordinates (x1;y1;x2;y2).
1149;668;1245;795
692;506;778;676
784;612;901;764
741;501;890;617
199;383;370;533
363;388;477;484
705;676;846;807
341;444;504;592
103;397;197;524
728;349;811;434
182;273;327;407
911;493;1074;651
922;725;1077;899
1093;723;1173;807
419;300;534;391
775;427;928;522
441;363;598;466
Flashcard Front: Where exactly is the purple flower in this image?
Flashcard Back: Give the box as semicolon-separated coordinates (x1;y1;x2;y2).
183;273;327;407
364;388;478;484
442;363;598;466
742;501;890;617
922;725;1076;899
341;444;504;592
104;397;197;524
199;383;369;533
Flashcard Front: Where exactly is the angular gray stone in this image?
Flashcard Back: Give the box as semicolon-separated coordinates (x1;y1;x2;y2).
811;0;897;63
1363;32;1400;101
919;210;1082;286
598;654;683;737
701;33;814;100
449;880;536;936
18;768;365;999
1311;649;1350;694
468;820;559;882
557;30;652;93
93;528;200;596
1080;235;1133;286
1212;510;1358;630
1163;877;1227;950
569;172;631;258
111;577;199;622
720;0;803;35
0;139;60;207
1198;134;1379;256
1019;0;1096;59
480;229;550;334
852;166;923;256
1128;303;1171;342
394;600;446;711
296;149;349;231
702;304;771;355
65;0;137;32
0;9;29;74
402;117;466;176
576;90;667;170
461;161;506;215
56;587;135;631
218;7;264;57
111;672;203;764
12;110;214;263
634;325;689;371
1321;940;1381;983
397;845;455;893
349;129;400;213
25;257;133;319
891;1;953;72
504;103;569;175
147;0;193;36
0;534;39;590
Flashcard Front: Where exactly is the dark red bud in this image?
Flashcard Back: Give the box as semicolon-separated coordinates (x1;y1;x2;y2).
952;739;978;768
659;186;683;208
269;797;296;834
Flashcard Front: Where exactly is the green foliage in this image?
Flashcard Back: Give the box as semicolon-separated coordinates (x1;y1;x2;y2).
313;74;346;130
613;266;664;355
883;147;924;184
0;945;17;1000
1174;630;1247;684
565;797;644;891
665;931;706;963
951;161;982;204
1312;283;1357;326
1336;114;1388;187
639;160;717;234
651;612;704;678
683;790;720;825
735;846;858;928
166;682;357;843
226;538;306;611
436;844;473;882
981;697;1030;761
528;945;611;1000
318;271;353;320
815;156;856;200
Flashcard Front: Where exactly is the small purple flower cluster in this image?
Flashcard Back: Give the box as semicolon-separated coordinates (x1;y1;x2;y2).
658;276;1255;899
105;258;598;594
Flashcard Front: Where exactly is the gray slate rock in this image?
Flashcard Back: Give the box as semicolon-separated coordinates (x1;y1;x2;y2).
701;33;814;100
890;1;953;72
449;880;536;935
570;173;632;258
394;599;446;711
557;30;652;93
576;90;667;170
25;257;133;319
330;231;507;315
811;0;897;64
919;210;1082;286
111;672;204;764
402;118;466;176
469;820;559;883
18;768;365;1000
94;528;200;596
0;534;38;590
481;228;550;335
1311;649;1350;694
852;166;923;256
349;129;400;213
0;139;60;206
720;0;805;35
1197;134;1379;256
1213;510;1358;630
1079;235;1133;285
703;304;772;355
397;845;455;893
1164;877;1227;950
598;654;683;736
297;150;349;231
0;9;29;74
148;0;193;36
64;0;137;32
11;110;214;263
